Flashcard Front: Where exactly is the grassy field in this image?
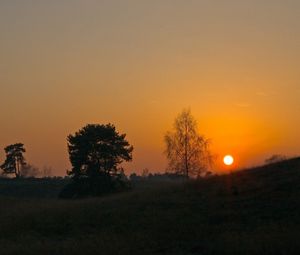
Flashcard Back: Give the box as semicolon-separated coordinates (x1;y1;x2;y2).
0;158;300;254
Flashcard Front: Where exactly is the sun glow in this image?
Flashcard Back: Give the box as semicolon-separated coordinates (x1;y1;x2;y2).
223;155;234;166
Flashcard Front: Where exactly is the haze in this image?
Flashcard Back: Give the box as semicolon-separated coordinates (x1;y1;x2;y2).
0;0;299;175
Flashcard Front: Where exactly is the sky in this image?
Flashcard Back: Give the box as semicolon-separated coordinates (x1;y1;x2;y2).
0;0;299;175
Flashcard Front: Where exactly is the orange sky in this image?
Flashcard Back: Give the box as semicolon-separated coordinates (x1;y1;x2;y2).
0;1;299;175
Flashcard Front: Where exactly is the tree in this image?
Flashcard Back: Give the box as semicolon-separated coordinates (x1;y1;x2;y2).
265;154;287;164
20;164;41;178
142;168;150;178
1;143;26;178
42;166;53;177
61;124;133;198
164;109;212;178
67;123;133;178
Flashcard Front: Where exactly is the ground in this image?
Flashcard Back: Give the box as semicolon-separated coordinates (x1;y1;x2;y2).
0;158;300;254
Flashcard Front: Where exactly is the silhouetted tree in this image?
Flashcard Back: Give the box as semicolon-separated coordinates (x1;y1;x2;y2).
67;123;133;178
129;172;141;181
164;109;212;178
60;124;133;198
1;143;26;178
265;154;287;164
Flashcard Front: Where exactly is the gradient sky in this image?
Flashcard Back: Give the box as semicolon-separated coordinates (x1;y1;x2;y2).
0;0;299;175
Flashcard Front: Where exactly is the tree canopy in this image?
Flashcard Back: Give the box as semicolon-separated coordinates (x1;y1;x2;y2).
1;143;26;178
67;124;133;179
164;109;212;178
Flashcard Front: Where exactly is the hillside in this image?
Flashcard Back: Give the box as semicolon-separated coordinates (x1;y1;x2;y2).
0;158;300;254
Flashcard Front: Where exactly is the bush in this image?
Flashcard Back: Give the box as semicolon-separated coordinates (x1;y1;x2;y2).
59;173;131;199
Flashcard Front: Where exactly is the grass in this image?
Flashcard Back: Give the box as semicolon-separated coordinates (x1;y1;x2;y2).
0;158;300;254
0;177;68;198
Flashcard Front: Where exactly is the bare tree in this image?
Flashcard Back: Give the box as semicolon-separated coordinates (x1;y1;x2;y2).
164;109;212;178
20;164;41;178
142;168;149;178
42;166;53;177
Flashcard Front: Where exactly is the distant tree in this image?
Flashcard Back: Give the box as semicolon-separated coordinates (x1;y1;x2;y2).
164;109;213;178
265;154;287;164
1;143;26;178
20;163;41;178
60;124;133;198
42;166;53;177
142;168;150;178
129;172;138;180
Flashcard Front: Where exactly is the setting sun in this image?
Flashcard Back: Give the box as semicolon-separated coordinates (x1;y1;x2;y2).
223;155;234;166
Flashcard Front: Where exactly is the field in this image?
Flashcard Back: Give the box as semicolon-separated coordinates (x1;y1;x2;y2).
0;158;300;254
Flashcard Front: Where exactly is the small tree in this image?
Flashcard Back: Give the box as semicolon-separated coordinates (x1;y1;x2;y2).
61;124;133;198
265;154;287;164
20;164;41;178
42;166;53;177
1;143;26;178
164;109;212;178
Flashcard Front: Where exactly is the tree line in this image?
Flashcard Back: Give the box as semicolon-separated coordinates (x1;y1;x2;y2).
0;109;214;197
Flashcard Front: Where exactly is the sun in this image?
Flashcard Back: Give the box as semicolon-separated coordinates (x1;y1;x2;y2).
223;155;234;166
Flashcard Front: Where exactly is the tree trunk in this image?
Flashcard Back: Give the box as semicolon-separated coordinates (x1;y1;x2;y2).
184;123;189;178
15;159;20;178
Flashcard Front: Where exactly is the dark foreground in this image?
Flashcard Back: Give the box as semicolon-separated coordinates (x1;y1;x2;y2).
0;158;300;254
